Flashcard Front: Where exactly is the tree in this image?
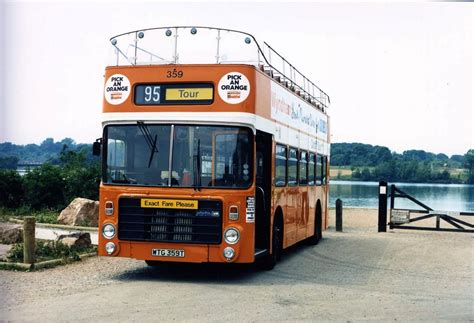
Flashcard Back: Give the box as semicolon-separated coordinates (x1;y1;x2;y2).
464;149;474;184
0;156;19;170
23;164;65;209
0;170;24;208
63;163;100;203
360;168;372;181
59;148;100;203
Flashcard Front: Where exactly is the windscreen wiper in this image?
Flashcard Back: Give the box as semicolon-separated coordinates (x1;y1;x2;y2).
137;121;159;168
193;139;202;191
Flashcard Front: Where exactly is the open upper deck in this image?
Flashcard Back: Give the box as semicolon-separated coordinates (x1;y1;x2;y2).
108;26;330;112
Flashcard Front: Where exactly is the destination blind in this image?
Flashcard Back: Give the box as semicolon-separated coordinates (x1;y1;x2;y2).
134;83;214;105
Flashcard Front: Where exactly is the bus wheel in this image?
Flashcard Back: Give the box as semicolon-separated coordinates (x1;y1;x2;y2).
261;219;282;270
145;260;160;267
309;203;322;245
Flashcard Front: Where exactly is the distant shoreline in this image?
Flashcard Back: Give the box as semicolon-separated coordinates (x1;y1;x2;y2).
330;179;474;187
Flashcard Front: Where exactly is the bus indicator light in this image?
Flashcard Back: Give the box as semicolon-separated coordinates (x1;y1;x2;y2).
105;201;114;215
229;205;239;221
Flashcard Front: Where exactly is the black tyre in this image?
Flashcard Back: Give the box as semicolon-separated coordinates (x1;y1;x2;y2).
308;204;322;245
145;260;160;267
261;219;282;270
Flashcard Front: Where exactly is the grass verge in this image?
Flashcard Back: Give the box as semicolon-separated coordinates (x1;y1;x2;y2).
0;207;59;224
6;239;97;263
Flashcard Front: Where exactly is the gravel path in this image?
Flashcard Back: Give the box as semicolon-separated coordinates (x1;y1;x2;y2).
1;209;472;321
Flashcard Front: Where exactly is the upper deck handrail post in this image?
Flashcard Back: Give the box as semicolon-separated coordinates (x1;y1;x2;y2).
268;45;271;65
134;31;138;65
173;27;179;64
215;29;221;64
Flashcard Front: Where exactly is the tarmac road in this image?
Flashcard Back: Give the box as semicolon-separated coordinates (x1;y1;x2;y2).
0;209;473;321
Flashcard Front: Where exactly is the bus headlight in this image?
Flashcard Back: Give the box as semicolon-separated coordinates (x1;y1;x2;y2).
102;223;116;239
223;247;235;260
224;227;240;245
105;242;116;254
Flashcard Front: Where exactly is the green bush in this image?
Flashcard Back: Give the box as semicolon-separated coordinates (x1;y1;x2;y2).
23;164;66;210
63;164;100;203
0;170;24;208
7;240;97;263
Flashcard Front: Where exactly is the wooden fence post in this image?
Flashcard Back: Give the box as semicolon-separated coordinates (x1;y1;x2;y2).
23;217;35;264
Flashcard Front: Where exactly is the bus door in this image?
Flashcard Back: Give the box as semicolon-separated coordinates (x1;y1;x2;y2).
297;151;309;240
255;131;272;254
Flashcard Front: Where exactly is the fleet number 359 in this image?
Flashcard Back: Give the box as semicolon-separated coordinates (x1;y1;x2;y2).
167;69;183;78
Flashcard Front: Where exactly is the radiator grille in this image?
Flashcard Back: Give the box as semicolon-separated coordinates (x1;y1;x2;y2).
118;198;222;244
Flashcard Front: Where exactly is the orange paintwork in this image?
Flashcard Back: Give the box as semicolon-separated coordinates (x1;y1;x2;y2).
99;64;330;263
103;64;256;114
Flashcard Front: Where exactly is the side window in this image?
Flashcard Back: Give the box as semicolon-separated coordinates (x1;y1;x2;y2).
322;155;328;185
299;151;308;185
275;145;287;187
308;153;315;186
288;148;298;186
316;155;323;186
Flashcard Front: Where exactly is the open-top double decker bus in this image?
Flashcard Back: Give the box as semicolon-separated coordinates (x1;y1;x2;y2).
94;27;330;269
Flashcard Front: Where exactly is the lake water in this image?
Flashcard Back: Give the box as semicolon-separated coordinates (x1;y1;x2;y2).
329;180;474;212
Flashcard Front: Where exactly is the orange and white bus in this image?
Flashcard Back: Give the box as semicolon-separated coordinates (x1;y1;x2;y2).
94;27;330;269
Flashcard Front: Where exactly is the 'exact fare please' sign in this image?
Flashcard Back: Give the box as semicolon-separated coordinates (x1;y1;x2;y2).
140;199;198;210
166;88;213;101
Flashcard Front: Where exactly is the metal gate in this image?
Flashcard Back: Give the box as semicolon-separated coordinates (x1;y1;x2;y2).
378;181;474;233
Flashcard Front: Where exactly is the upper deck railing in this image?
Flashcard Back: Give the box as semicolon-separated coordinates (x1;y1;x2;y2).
109;26;330;111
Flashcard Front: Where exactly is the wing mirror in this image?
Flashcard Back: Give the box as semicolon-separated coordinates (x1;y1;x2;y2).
92;138;102;156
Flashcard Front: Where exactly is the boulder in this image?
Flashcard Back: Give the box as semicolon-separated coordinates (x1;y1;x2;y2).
58;198;99;227
0;223;23;244
0;244;13;261
57;232;92;249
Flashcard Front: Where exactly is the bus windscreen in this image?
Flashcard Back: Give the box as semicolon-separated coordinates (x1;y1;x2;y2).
104;124;253;188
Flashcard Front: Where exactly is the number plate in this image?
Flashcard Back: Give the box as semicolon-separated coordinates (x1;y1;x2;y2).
151;248;185;258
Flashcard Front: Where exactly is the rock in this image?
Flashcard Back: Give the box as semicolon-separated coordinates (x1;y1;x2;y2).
56;232;92;248
0;223;23;244
0;244;13;261
58;198;99;227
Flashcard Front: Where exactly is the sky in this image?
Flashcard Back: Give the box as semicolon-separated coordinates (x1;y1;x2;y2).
0;1;472;156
